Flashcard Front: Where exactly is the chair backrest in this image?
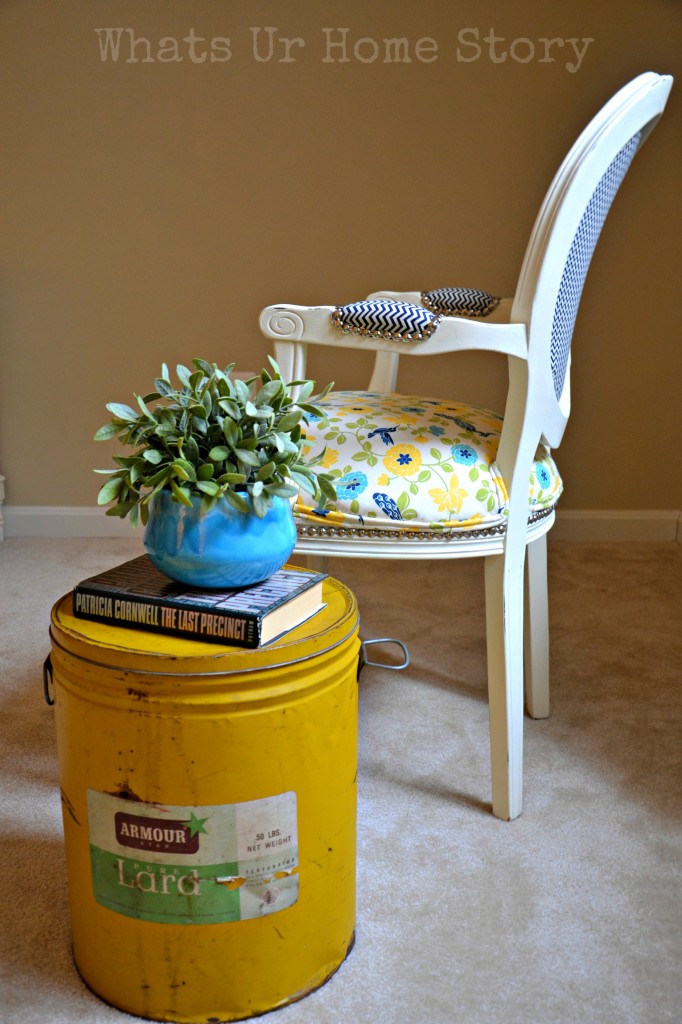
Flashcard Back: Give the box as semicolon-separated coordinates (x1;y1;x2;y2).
511;72;673;450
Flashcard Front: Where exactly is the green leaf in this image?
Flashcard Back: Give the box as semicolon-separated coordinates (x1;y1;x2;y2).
218;398;240;420
192;357;215;376
93;422;122;441
196;480;220;497
176;364;192;388
184;435;200;463
197;463;215;481
218;472;248;485
255;380;283;407
265;482;298;499
223;490;250;514
235;448;261;467
234;378;250;404
275;409;302;432
172;459;196;482
318;476;338;503
209;445;230;461
275;432;299;454
154;378;175;397
97;477;123;505
106;402;139;422
143;449;163;464
469;466;479;481
105;501;138;519
136;394;156;420
251;491;269;518
397;492;410;511
170;479;193;506
289;469;316;495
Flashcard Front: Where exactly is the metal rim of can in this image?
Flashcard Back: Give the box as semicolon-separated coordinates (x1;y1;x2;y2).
49;577;359;678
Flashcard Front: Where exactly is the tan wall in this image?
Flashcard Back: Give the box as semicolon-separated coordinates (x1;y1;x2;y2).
1;0;680;510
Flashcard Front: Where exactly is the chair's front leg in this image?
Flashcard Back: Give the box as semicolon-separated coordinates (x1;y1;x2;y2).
524;534;550;719
484;551;525;820
272;339;308;386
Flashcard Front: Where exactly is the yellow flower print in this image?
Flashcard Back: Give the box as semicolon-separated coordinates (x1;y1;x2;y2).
336;403;375;417
376;473;390;486
383;444;422;477
385;413;418;426
320;448;339;468
428;473;468;514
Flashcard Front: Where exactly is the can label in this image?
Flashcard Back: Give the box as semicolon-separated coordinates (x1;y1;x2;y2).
86;789;298;925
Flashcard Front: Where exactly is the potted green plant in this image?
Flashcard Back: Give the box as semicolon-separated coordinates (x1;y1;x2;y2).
94;357;336;587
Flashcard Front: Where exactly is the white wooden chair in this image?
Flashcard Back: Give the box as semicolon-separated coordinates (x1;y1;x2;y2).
259;73;673;820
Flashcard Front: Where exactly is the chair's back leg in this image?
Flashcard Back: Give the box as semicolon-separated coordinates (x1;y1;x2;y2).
524;533;550;719
368;350;400;391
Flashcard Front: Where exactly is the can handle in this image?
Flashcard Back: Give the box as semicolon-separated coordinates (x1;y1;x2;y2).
43;654;55;706
358;638;410;678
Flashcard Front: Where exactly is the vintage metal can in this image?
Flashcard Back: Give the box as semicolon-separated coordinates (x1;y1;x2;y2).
47;575;360;1022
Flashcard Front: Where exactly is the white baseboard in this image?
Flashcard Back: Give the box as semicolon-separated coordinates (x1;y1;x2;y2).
552;509;681;543
2;505;680;542
3;506;137;538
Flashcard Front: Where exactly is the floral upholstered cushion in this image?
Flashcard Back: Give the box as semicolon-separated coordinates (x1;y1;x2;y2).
298;391;562;532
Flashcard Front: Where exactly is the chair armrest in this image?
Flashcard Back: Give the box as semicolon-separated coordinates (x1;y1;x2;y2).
259;301;527;359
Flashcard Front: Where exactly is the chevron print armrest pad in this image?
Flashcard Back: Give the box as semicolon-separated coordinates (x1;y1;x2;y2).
421;287;501;318
331;300;440;342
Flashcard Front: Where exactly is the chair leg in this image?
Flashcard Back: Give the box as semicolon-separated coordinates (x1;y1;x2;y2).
524;534;550;719
484;552;525;820
302;554;329;574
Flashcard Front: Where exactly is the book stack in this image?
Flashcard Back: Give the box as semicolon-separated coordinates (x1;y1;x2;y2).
72;556;327;649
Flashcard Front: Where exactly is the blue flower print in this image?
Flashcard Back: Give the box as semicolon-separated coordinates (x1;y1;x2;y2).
373;492;403;520
335;471;369;500
439;414;495;437
401;406;425;415
312;508;331;517
430;425;445;437
451;444;478;466
454;416;494;437
368;426;398;445
536;464;551;489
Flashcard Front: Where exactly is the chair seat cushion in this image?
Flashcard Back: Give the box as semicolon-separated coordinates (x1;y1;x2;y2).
297;391;562;532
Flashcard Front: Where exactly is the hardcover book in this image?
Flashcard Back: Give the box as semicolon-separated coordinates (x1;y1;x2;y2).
72;555;327;648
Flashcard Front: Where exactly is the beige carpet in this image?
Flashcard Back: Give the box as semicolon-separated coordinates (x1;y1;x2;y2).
0;537;680;1024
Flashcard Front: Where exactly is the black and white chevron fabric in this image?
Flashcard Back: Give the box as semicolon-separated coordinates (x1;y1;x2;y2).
331;300;440;342
421;287;501;318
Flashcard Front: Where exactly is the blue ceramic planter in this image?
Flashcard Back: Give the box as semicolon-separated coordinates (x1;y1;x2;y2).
143;490;297;589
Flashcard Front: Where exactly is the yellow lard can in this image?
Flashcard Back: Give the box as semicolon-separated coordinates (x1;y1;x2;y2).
47;574;360;1023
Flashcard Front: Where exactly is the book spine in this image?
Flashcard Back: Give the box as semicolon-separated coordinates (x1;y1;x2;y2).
72;587;260;648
